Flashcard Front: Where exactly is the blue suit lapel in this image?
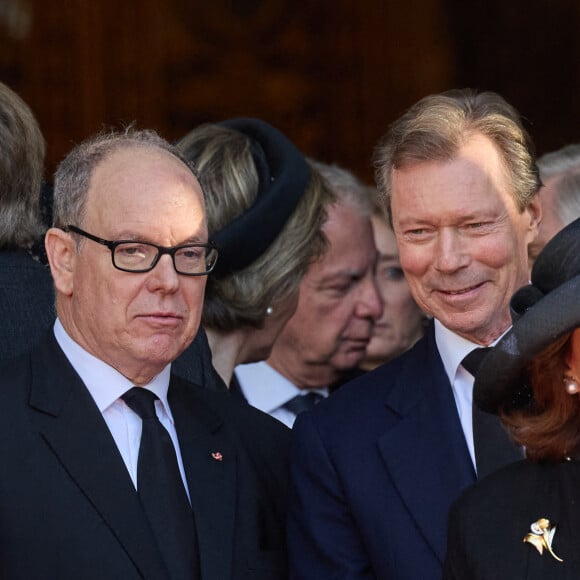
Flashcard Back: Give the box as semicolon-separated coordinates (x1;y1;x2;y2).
377;328;475;563
169;377;237;580
28;334;168;579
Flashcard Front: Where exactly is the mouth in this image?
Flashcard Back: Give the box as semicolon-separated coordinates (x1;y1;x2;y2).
138;312;183;327
342;336;371;351
436;281;485;297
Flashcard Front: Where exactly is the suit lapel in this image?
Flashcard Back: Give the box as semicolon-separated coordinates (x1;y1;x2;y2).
377;329;475;563
28;335;167;579
169;377;237;580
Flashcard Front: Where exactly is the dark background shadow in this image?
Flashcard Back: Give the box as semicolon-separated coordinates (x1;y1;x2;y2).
1;0;578;182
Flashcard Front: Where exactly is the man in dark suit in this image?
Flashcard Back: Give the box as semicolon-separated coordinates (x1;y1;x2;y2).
0;128;289;579
288;89;542;579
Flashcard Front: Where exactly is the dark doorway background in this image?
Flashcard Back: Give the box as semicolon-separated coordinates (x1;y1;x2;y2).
1;0;578;182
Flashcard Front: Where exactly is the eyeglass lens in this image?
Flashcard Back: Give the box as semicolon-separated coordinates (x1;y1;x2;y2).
113;242;216;274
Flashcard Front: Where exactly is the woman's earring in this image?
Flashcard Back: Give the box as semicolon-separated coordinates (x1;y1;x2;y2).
265;306;274;317
564;376;579;395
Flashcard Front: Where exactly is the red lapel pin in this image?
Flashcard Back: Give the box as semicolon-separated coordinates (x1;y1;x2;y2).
211;451;223;461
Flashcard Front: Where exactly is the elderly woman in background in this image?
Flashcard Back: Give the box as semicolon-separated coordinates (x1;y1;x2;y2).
360;198;426;370
444;217;580;579
173;118;332;388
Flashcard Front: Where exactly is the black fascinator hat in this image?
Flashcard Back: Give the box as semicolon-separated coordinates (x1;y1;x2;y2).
474;217;580;414
208;118;310;278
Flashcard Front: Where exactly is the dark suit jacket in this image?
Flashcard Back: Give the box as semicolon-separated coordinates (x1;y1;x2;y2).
288;325;476;580
444;459;580;579
173;327;229;392
0;250;55;363
0;333;290;579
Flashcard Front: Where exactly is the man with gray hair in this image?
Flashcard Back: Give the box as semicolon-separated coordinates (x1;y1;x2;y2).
0;127;291;579
234;161;382;427
288;89;541;579
528;143;580;269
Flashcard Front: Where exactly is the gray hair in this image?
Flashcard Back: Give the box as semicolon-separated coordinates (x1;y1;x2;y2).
373;88;540;223
0;82;45;248
309;160;374;216
52;127;196;229
537;144;580;226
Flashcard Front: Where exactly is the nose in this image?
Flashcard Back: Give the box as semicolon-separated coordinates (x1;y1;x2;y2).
433;228;469;273
146;253;180;293
355;273;383;320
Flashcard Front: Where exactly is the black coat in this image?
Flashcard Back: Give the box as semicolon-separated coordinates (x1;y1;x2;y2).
0;333;290;579
0;250;55;363
444;459;580;579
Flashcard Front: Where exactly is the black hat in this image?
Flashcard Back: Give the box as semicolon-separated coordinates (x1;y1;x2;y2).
474;217;580;414
209;118;310;278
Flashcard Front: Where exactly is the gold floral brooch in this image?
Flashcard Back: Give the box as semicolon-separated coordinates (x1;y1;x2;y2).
523;518;563;562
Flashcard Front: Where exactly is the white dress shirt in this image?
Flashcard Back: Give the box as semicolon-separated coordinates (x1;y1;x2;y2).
434;319;506;469
234;361;328;428
53;319;190;497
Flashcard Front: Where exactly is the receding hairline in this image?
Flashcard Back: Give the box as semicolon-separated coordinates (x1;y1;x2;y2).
80;142;204;228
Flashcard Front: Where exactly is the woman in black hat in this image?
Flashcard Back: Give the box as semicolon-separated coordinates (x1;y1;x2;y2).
443;217;580;579
173;119;333;389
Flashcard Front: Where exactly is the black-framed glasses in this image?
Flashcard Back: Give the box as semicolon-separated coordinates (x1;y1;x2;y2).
63;225;219;276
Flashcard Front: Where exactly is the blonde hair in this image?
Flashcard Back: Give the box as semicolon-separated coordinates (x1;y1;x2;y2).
374;88;540;223
178;123;333;331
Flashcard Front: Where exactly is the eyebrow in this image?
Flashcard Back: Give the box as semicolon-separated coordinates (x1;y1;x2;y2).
111;232;209;245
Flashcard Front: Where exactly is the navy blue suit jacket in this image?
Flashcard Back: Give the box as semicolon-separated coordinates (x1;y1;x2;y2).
288;325;476;579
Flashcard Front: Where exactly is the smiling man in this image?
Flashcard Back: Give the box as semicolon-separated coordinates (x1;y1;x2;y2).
0;129;291;579
287;90;541;580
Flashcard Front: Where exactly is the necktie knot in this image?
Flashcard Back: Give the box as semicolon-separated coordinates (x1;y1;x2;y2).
283;392;324;415
122;387;158;419
462;347;493;377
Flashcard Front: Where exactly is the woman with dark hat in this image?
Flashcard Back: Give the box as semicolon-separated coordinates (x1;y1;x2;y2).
173;118;332;389
443;217;580;579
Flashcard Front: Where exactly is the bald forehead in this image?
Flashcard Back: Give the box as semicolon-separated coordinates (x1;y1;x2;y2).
83;144;205;231
90;144;199;196
95;143;192;180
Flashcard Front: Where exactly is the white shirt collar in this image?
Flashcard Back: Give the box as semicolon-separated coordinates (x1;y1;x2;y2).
53;319;173;422
434;318;508;383
235;361;328;414
434;319;482;385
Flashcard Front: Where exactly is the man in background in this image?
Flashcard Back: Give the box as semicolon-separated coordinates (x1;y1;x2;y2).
528;143;580;269
234;162;381;427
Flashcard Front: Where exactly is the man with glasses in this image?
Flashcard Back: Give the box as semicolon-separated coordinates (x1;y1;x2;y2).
0;128;290;579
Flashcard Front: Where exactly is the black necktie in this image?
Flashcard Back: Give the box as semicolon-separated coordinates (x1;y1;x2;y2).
462;349;523;479
122;387;200;580
283;392;324;415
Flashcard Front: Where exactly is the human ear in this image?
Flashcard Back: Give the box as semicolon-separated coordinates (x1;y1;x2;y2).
45;227;76;296
525;195;542;241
